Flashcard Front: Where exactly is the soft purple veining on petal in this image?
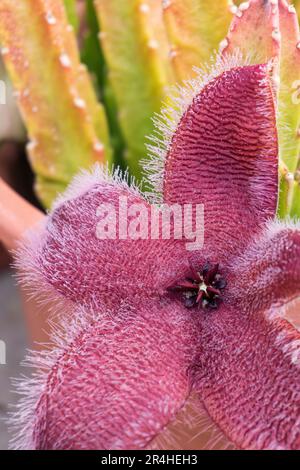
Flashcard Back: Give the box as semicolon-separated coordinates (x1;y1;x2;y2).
163;64;278;261
19;168;190;313
31;299;198;450
230;220;300;312
191;301;300;450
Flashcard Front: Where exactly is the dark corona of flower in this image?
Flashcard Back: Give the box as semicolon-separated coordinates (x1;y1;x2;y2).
168;262;227;310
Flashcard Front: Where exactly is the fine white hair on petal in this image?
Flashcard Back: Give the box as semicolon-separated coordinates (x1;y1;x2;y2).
13;162;148;322
228;216;300;316
148;393;235;450
229;216;300;271
13;218;74;317
8;305;88;450
141;50;253;203
8;296;194;450
12;214;82;339
265;216;300;237
8;303;125;450
52;162;146;211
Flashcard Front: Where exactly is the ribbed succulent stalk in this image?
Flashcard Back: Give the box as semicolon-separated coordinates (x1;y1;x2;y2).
0;0;111;207
277;1;300;218
162;0;233;81
295;0;300;19
0;56;25;142
94;0;175;178
222;0;300;219
81;0;126;169
63;0;79;32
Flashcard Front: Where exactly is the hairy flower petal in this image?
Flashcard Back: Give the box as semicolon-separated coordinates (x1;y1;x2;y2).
13;53;297;452
230;219;300;317
12;298;197;450
151;63;278;260
192;302;300;450
16;166;189;312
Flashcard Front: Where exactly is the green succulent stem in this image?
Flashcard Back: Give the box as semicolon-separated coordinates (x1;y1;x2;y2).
278;161;295;218
81;0;126;169
0;0;111;207
94;0;175;180
290;154;300;218
63;0;79;32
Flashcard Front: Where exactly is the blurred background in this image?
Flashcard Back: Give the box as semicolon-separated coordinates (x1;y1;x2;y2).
0;69;38;451
0;271;28;450
0;58;41;450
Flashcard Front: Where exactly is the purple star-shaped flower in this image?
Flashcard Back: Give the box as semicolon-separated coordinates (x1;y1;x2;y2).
13;56;300;450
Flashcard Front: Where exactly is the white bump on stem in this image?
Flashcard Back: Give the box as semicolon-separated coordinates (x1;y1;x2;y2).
94;142;104;153
59;53;72;68
1;47;9;56
148;39;159;50
271;29;281;43
239;2;250;12
219;38;229;53
169;47;177;59
162;0;172;9
46;13;57;25
139;3;150;14
27;140;38;152
229;5;238;15
74;98;86;109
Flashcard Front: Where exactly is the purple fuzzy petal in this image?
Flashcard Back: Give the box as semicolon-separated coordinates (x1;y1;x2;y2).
17;166;189;312
192;301;300;450
161;63;278;260
189;220;300;450
230;220;300;312
24;298;197;450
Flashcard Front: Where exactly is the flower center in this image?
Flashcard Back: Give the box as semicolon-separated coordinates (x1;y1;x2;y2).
168;261;226;310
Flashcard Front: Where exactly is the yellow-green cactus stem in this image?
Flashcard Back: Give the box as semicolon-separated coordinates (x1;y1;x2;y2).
295;0;300;22
162;0;233;82
0;56;25;142
278;1;300;218
63;0;79;32
95;0;175;179
0;0;111;207
81;0;126;169
291;171;300;217
278;161;295;217
221;0;300;218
